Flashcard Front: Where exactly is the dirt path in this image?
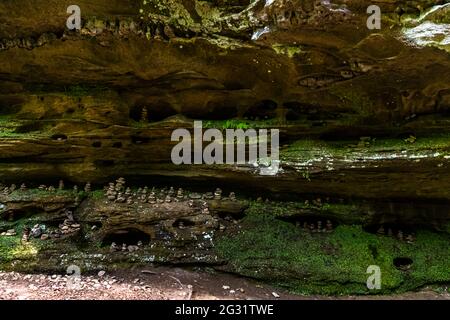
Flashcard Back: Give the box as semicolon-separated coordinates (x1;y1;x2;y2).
0;267;448;300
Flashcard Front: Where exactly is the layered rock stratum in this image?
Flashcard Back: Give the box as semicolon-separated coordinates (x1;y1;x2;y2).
0;0;449;295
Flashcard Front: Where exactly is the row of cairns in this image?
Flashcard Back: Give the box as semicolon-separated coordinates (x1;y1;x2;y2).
0;180;90;193
80;16;180;40
0;19;178;52
255;197;326;206
295;220;334;233
0;183;25;195
104;179;237;204
0;27;152;52
38;181;91;193
0;33;58;51
1;229;17;236
376;226;415;243
304;198;329;207
110;241;143;253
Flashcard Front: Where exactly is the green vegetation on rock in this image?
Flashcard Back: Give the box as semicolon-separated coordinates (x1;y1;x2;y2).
216;202;450;295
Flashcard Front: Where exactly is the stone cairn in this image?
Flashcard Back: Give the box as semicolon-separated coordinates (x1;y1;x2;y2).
296;219;334;233
110;240;143;253
376;225;415;243
103;179;237;209
176;188;184;202
58;210;81;236
140;106;148;123
18;209;81;242
1;228;17;237
1;185;10;195
21;227;31;243
214;188;222;200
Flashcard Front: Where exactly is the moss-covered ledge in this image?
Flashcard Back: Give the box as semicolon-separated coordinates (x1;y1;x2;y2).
215;202;450;295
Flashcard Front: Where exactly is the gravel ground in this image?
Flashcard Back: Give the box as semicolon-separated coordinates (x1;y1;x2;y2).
0;267;448;300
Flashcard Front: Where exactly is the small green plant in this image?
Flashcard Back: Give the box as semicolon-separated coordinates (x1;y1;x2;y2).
204;120;250;130
302;169;311;181
90;189;105;199
404;135;417;144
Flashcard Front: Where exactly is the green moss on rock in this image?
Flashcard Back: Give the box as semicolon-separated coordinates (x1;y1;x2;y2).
215;203;450;295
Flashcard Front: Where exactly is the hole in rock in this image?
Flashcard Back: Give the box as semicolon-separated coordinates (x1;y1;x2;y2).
2;207;44;222
283;101;307;121
91;222;102;230
285;109;302;121
311;121;325;127
92;141;102;148
216;211;246;221
393;257;413;270
223;81;247;90
396;132;417;140
112;142;122;148
51;134;67;141
368;244;378;259
131;136;150;144
94;160;115;167
243;100;278;120
101;228;150;246
198;101;238;120
14;121;44;133
173;219;196;228
0;97;23;115
129;103;177;122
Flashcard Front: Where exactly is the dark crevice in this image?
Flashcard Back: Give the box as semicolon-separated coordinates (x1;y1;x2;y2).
131;136;150;144
94;160;115;166
243;100;278;120
14;121;44;133
51;134;67;141
172;219;196;228
393;257;413;270
101;228;151;247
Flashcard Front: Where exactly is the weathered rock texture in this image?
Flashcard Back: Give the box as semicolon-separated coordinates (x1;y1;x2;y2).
0;0;449;294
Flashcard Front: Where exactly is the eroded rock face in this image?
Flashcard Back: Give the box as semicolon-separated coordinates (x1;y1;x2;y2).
79;198;219;248
0;191;77;222
0;1;449;188
0;188;448;295
0;0;450;294
0;185;248;269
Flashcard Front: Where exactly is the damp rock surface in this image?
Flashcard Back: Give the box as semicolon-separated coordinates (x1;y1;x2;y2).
0;0;450;296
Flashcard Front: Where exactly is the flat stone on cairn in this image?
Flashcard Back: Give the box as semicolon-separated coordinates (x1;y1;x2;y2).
214;188;222;200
